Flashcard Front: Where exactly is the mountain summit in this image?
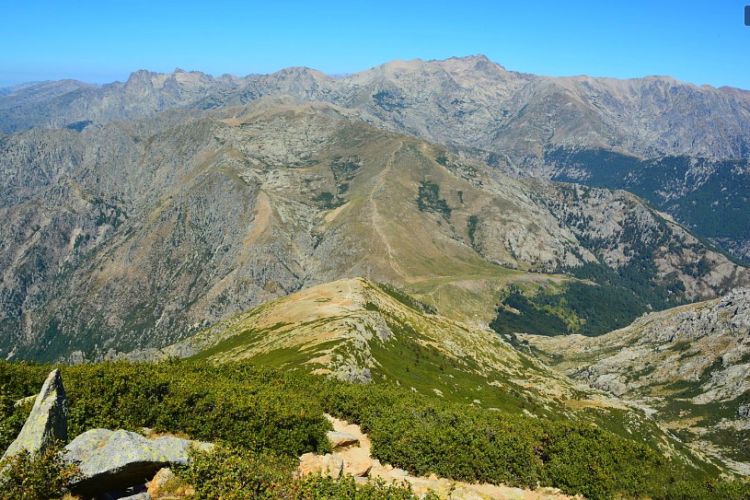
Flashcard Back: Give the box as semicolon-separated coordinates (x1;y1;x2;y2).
3;56;748;260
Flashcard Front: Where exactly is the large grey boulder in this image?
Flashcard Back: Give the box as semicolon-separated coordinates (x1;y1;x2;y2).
2;368;68;459
63;428;212;495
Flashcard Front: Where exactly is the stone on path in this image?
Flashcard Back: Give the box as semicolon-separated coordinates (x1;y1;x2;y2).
326;430;360;450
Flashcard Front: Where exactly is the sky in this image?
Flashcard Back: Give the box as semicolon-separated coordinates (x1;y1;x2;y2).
1;0;749;89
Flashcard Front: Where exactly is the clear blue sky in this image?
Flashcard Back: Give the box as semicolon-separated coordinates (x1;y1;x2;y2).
1;0;749;89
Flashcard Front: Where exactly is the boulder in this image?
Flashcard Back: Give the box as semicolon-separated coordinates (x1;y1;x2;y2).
739;404;750;419
326;430;359;450
298;452;344;479
147;467;195;498
341;449;374;477
63;429;212;495
2;369;68;459
147;467;175;497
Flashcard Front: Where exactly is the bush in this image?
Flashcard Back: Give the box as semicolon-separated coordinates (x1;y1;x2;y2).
62;361;331;456
316;379;741;499
0;394;31;453
0;360;746;499
182;445;296;499
0;446;79;500
181;445;421;499
290;475;423;499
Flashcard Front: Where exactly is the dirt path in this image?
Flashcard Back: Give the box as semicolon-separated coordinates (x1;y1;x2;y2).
299;414;575;499
368;141;408;279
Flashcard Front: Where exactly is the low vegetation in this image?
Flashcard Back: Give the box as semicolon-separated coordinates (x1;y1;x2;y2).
183;445;421;499
417;180;451;219
0;446;79;499
1;360;748;499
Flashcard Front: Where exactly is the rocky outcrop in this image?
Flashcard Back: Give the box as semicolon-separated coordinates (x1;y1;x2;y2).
326;430;360;450
63;428;212;495
2;369;67;459
522;287;750;474
147;467;194;499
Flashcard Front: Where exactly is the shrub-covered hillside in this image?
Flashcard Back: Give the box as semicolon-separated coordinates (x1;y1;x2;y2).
1;360;749;499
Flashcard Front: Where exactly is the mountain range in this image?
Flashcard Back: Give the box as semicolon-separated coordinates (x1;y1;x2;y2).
1;56;749;488
1;98;747;360
2;56;748;264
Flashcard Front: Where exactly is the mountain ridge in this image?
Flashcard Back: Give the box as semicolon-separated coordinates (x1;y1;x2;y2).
3;54;749;161
3;55;747;262
2;100;746;360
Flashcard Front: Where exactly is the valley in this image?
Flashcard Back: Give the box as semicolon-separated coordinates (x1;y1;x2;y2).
1;100;746;361
0;53;749;498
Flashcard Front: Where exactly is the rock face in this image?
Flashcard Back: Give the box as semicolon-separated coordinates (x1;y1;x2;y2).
2;369;67;459
63;428;212;495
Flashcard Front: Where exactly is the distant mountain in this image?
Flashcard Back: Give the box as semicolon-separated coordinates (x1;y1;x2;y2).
0;70;240;133
546;148;750;263
2;56;748;260
0;101;746;360
5;57;750;162
521;287;750;474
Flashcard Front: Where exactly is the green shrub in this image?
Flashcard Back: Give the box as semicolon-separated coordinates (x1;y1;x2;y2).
181;445;421;499
316;379;740;499
60;361;331;456
0;360;746;499
182;445;296;499
417;181;451;219
0;445;79;500
291;475;423;499
0;395;31;453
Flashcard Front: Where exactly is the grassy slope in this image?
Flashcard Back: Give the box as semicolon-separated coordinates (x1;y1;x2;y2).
173;278;573;411
159;277;724;481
